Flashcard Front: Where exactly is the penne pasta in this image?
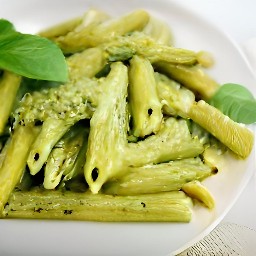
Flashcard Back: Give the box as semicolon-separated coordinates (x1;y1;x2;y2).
128;55;163;137
84;62;129;194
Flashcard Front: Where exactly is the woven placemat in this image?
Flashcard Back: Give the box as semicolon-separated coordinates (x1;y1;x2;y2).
176;222;256;256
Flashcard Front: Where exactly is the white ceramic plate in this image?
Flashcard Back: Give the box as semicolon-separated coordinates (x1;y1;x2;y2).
0;0;255;255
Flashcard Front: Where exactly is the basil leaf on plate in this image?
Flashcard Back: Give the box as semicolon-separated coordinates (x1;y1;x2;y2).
0;19;68;82
209;83;256;124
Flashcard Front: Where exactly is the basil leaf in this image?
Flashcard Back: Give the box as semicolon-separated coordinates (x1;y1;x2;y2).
0;19;16;35
0;19;68;82
209;83;256;124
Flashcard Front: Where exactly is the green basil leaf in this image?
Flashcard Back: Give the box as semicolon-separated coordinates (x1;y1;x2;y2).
209;83;256;124
0;19;16;35
0;33;68;82
0;22;68;82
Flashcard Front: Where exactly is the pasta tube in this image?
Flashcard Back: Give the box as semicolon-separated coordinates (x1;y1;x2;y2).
39;8;108;39
27;118;72;175
128;55;163;137
0;71;21;134
188;100;254;159
0;137;9;168
155;62;220;100
125;117;204;167
0;125;39;214
3;189;193;222
143;16;173;45
39;16;83;39
84;62;129;194
56;10;150;53
43;123;87;189
67;47;106;81
105;32;197;65
103;158;215;195
155;72;195;117
61;129;89;184
182;180;215;209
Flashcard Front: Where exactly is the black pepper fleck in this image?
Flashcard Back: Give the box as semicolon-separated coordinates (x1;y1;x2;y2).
141;202;146;208
34;207;43;213
64;210;73;215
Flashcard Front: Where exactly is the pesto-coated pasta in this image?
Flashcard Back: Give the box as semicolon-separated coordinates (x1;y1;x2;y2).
155;62;220;100
0;71;21;135
4;190;193;222
55;10;149;53
84;62;129;194
0;125;39;214
0;8;254;223
103;158;214;195
129;55;163;137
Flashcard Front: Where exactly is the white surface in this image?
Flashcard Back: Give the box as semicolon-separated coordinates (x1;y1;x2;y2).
0;1;256;255
177;0;256;44
224;175;256;230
